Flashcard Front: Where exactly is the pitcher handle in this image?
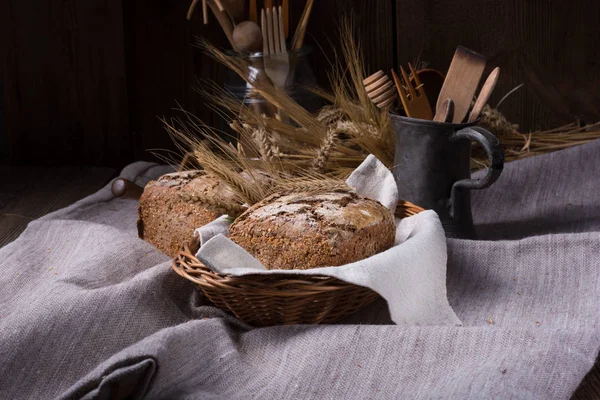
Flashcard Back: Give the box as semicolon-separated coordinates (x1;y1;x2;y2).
449;126;504;218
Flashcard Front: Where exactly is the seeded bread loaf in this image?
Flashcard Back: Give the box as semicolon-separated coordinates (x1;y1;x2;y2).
137;170;237;257
228;191;395;270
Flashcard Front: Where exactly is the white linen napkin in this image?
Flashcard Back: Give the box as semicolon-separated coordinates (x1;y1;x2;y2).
193;155;461;326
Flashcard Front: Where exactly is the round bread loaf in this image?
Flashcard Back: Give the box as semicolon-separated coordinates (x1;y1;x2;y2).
228;191;395;270
137;170;237;257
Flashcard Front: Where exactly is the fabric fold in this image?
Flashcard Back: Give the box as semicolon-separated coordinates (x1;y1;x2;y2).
59;358;157;400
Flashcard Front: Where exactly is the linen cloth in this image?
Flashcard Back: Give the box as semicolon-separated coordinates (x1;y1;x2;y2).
0;141;599;399
194;155;460;326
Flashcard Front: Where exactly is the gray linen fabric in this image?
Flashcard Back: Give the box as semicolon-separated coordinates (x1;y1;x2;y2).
1;142;600;399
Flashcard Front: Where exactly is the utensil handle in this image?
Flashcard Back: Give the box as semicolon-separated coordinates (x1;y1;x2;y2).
468;67;500;123
282;0;289;38
291;0;313;50
449;126;504;218
249;0;257;22
207;0;237;50
111;178;144;200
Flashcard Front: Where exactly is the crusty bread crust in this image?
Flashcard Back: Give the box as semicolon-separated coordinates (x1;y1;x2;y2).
137;170;234;257
229;191;395;270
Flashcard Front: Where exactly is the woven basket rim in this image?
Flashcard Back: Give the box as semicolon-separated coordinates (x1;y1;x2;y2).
172;238;357;295
172;199;424;288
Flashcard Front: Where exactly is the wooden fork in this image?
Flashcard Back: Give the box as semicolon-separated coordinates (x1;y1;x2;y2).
261;6;289;89
363;71;397;109
261;6;289;121
392;63;434;120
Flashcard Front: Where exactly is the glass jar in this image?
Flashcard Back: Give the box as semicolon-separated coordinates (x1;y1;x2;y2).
223;46;324;115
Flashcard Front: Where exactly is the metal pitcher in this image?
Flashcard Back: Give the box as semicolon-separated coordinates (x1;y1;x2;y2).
390;114;504;238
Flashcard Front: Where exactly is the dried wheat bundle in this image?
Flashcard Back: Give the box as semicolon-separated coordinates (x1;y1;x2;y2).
191;18;395;175
162;114;353;214
473;105;600;167
478;104;520;137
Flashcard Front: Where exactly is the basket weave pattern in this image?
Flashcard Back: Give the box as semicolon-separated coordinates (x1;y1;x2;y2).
172;200;424;327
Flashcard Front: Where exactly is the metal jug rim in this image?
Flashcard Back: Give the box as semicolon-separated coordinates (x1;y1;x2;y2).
389;113;479;129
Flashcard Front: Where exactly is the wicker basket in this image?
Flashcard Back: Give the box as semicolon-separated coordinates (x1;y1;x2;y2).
172;200;425;327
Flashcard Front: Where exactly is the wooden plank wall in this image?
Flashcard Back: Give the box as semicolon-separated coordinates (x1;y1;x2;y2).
0;0;132;167
1;0;599;167
123;0;396;163
395;0;600;131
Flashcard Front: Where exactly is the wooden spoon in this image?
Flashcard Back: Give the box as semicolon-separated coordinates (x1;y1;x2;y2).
232;21;262;52
468;67;500;122
433;98;454;123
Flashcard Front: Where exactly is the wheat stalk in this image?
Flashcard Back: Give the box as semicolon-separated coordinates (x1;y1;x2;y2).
179;191;247;218
270;177;351;196
312;128;338;172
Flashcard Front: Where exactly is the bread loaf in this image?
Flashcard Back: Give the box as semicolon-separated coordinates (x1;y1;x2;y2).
228;191;395;270
137;170;237;257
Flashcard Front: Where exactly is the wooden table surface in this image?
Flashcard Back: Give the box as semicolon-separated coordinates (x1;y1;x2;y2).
0;166;597;398
0;166;115;247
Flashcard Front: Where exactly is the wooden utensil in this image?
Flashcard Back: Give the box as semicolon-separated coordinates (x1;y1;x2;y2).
206;0;237;50
232;21;263;52
213;0;225;12
468;67;500;122
282;0;289;38
111;178;143;200
291;0;314;50
221;0;246;23
261;6;289;88
188;0;234;25
436;46;486;124
363;71;397;109
433;98;454;123
186;0;208;23
249;0;257;22
392;63;434;120
202;0;208;23
261;6;290;122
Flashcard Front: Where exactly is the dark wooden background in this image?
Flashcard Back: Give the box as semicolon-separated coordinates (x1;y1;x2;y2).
1;0;599;168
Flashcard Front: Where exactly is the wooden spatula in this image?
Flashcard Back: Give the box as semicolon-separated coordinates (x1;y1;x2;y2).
435;46;486;123
468;67;500;122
